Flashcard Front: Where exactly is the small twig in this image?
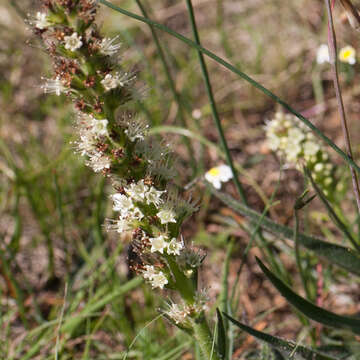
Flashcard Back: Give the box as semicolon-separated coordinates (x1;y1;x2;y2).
325;0;360;214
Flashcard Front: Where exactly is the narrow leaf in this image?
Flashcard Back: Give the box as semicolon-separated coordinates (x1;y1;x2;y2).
223;312;337;360
216;309;227;359
256;257;360;335
211;187;360;276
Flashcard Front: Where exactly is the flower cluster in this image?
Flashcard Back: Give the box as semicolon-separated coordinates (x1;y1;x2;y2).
32;0;199;312
265;112;336;196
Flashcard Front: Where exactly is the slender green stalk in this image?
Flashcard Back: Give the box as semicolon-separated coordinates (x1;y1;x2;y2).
324;0;360;214
185;0;247;203
0;249;28;328
98;0;360;174
135;0;197;173
294;206;312;301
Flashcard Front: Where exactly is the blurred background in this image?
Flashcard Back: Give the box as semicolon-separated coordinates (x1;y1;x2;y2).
1;0;360;358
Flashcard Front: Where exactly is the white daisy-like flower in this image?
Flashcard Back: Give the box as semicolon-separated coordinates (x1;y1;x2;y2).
101;74;119;91
142;265;157;280
149;235;168;254
91;118;109;137
339;45;356;65
126;180;149;202
157;208;177;224
41;76;67;96
35;12;50;29
64;32;83;52
204;164;233;189
112;193;134;214
145;186;165;206
87;154;111;172
316;44;330;64
166;238;183;256
150;271;168;289
100;36;122;56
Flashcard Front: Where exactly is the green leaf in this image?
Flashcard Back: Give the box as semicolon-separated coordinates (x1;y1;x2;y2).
216;309;227;359
210;187;360;276
305;167;360;252
222;312;337;360
256;257;360;335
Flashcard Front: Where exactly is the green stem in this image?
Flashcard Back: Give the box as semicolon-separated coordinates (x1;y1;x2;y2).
185;0;247;203
192;316;221;360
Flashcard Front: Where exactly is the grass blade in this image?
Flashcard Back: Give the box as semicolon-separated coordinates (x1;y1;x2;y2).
305;167;360;252
210;187;360;276
256;257;360;335
216;309;227;359
223;312;337;360
185;0;247;203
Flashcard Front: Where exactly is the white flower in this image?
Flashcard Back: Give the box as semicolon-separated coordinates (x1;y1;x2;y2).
100;36;122;56
64;32;83;52
166;303;190;324
166;238;183;256
316;44;330;64
157;208;176;224
91;119;108;137
303;141;320;157
107;218;132;233
339;45;356;65
35;12;50;29
314;163;324;172
41;76;67;96
101;74;119;91
204;164;233;189
288;128;305;144
112;193;134;214
87;154;111;172
266;133;281;151
150;235;167;254
145;186;165;206
285;140;302;162
77;133;96;156
126;180;149;202
150;271;168;289
142;265;157;280
128;207;144;221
